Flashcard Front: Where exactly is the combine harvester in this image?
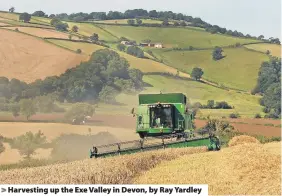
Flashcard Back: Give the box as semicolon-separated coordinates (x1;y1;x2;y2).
90;93;221;158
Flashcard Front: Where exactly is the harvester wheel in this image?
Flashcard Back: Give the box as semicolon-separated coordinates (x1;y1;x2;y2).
139;132;146;139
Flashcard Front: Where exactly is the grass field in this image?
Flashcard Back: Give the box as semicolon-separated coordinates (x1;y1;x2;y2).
0;12;50;25
244;43;281;57
140;75;263;117
94;19;168;24
66;22;118;42
2;27;80;39
97;25;260;48
48;39;106;55
153;47;269;91
0;29;87;83
0;12;19;20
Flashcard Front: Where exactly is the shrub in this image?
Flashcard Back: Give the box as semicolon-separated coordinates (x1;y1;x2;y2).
254;113;261;118
76;49;82;54
229;113;240;118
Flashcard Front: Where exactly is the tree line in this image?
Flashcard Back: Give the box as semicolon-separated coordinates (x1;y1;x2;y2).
0;49;144;105
12;7;280;42
252;57;281;118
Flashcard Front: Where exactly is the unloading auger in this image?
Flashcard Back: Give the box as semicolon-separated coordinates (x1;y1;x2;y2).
90;93;221;158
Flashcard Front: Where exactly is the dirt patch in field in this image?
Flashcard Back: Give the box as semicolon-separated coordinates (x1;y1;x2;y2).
2;27;80;40
0;29;87;83
195;119;281;137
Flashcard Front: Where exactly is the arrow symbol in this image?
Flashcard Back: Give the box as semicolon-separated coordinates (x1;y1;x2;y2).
1;188;6;192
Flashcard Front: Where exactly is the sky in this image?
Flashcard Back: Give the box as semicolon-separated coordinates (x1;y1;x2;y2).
0;0;281;39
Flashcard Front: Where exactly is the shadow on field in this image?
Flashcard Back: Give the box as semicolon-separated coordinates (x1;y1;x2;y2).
48;132;119;161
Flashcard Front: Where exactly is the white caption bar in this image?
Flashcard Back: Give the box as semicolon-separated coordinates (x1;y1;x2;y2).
0;184;208;196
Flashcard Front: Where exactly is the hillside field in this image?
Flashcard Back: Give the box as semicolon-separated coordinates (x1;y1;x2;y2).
94;19;165;24
244;43;281;57
66;22;118;42
97;24;260;48
152;47;269;91
2;26;80;39
48;39;191;76
139;75;263;117
0;29;86;83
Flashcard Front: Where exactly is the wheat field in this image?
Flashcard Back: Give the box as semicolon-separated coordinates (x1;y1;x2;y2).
0;135;280;195
135;138;281;195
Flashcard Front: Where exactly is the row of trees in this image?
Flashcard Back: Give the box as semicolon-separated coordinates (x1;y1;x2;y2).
252;57;281;118
12;7;280;42
193;100;233;109
117;45;144;58
0;49;144;105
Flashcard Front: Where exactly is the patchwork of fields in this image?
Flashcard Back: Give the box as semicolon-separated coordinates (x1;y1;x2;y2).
97;24;261;48
153;47;269;91
0;11;280;191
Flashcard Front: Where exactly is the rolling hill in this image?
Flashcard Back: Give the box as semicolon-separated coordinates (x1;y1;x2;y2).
96;24;261;48
0;10;279;118
152;47;270;91
0;28;86;83
244;43;281;57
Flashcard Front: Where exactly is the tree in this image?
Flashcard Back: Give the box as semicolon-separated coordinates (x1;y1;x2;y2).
55;22;69;31
50;18;61;26
180;21;186;26
9;103;20;118
136;18;142;25
258;35;264;40
117;43;126;51
126;46;144;58
71;25;79;33
162;19;169;26
10;131;46;159
32;11;45;17
207;100;215;109
90;33;99;42
261;82;281;117
127;19;135;25
9;7;15;13
20;99;37;120
191;67;204;80
65;103;95;123
212;47;224;60
49;14;55;18
173;22;179;26
19;13;31;23
98;86;118;104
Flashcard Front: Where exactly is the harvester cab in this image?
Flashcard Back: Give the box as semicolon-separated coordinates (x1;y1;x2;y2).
89;93;221;159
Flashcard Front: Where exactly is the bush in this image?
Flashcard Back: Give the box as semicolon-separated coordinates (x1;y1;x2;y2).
76;49;82;54
126;46;144;58
229;113;240;118
254;113;261;118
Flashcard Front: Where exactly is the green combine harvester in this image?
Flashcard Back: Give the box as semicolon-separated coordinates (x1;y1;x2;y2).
90;93;220;158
